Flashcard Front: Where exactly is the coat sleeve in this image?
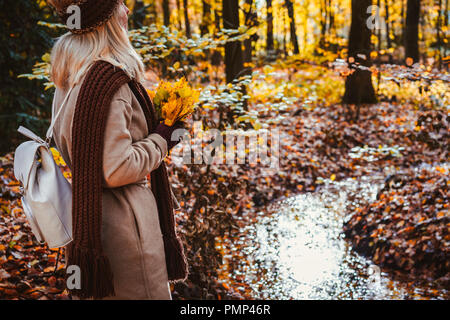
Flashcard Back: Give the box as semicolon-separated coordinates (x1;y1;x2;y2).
102;85;168;188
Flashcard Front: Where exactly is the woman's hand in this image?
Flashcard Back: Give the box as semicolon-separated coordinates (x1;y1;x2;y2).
154;121;185;151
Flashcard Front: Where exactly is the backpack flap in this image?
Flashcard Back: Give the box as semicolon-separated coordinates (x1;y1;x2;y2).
14;140;44;190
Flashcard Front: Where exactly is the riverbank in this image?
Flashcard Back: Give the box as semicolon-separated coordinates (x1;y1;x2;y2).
343;164;449;287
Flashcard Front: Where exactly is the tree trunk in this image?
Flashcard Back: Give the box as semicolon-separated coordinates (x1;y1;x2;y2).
419;3;425;63
131;0;145;29
282;8;287;57
244;0;255;64
319;0;328;49
400;0;406;45
436;0;442;68
445;0;449;58
201;0;212;36
183;0;191;38
328;0;335;49
385;0;392;49
200;0;212;60
176;0;182;29
377;0;382;52
285;0;300;54
445;0;449;26
405;0;420;64
148;0;157;25
343;0;377;105
211;3;222;67
223;0;244;83
302;0;310;53
328;0;334;33
163;0;170;26
266;0;274;54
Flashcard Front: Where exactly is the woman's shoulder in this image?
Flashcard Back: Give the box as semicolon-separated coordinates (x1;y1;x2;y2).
56;60;138;109
84;60;135;103
112;81;133;104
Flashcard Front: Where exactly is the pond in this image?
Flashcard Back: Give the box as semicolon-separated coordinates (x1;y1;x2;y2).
218;174;448;300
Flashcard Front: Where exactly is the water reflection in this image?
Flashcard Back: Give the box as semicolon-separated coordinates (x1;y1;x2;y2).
219;176;448;300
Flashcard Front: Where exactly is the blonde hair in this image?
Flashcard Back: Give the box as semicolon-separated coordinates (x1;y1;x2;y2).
50;4;145;89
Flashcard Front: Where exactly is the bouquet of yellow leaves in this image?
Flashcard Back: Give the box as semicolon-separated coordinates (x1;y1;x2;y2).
147;77;199;126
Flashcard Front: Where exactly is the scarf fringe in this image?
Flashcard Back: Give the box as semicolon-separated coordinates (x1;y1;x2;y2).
67;243;115;299
163;234;189;282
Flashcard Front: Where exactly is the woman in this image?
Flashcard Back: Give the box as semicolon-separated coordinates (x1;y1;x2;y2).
48;0;188;299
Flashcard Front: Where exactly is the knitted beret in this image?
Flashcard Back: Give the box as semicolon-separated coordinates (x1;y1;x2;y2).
54;0;120;34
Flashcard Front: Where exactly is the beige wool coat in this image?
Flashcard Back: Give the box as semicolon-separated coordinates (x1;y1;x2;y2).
52;73;175;300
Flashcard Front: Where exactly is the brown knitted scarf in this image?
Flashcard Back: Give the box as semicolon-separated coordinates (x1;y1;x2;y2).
68;60;188;299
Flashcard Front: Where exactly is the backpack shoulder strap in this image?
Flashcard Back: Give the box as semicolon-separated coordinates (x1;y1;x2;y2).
45;86;75;142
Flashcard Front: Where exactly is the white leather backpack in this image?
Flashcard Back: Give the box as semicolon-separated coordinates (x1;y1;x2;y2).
13;88;74;248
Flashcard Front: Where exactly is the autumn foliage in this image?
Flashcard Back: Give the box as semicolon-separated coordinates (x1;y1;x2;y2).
1;0;449;300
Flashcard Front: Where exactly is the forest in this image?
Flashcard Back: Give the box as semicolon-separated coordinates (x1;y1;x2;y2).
0;0;448;300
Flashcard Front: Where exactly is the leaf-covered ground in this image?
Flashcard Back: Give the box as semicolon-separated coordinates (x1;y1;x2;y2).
344;165;449;286
1;63;448;299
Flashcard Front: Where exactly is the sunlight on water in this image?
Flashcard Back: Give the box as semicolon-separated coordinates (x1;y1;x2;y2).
220;175;448;300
